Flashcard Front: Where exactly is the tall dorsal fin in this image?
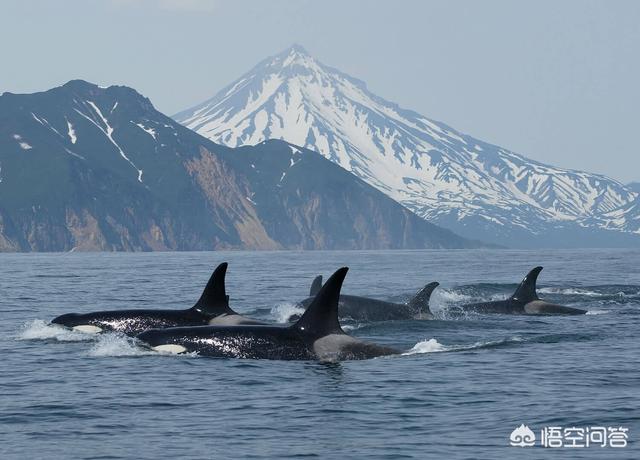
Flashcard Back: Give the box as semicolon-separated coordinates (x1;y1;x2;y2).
511;266;543;302
192;262;235;316
309;275;323;296
293;267;348;337
407;282;439;316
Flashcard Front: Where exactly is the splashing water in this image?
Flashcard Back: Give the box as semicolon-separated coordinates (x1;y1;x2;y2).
87;333;156;357
270;302;304;323
430;288;473;308
402;338;447;355
538;287;603;297
403;336;526;356
17;319;95;342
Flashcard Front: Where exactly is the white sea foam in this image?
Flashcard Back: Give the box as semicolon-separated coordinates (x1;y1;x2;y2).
585;309;610;315
538;287;602;297
403;336;525;356
402;338;446;355
428;289;472;315
431;288;473;305
87;334;155;357
17;319;94;342
489;293;509;301
341;323;366;332
429;288;509;310
429;289;478;319
87;334;199;358
270;302;305;323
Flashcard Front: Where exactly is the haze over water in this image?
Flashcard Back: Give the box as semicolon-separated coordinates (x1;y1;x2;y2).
1;249;638;459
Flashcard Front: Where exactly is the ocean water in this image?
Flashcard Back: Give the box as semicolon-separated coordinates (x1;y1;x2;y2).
1;249;638;459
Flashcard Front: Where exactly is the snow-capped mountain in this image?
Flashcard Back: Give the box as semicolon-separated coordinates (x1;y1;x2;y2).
175;45;640;247
0;80;479;251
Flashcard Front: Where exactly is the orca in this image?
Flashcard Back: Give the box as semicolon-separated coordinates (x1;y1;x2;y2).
136;267;400;361
457;267;586;315
51;262;265;335
287;275;439;322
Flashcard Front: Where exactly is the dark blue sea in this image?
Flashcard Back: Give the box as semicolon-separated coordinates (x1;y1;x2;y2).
1;249;638;459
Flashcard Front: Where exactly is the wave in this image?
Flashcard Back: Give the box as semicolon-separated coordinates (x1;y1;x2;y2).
585;309;610;315
431;289;507;312
538;286;640;300
442;284;640;300
87;334;156;357
538;287;604;297
270;302;304;323
87;334;200;358
342;323;367;332
403;336;525;356
16;319;95;342
402;338;446;354
431;289;473;305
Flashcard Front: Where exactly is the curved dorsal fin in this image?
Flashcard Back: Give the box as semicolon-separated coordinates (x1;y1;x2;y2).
511;266;543;302
192;262;235;316
407;282;439;315
309;275;323;296
293;267;348;337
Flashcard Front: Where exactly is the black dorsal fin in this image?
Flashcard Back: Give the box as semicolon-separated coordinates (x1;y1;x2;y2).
293;267;348;337
192;263;235;316
407;282;439;316
309;275;323;296
511;266;543;302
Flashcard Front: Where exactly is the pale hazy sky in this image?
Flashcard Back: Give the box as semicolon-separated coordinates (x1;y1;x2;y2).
2;0;638;182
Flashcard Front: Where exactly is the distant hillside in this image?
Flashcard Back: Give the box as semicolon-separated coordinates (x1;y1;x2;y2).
627;182;640;193
0;80;482;251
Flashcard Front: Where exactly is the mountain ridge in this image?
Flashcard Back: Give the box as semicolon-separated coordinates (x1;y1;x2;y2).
0;80;483;251
175;45;639;248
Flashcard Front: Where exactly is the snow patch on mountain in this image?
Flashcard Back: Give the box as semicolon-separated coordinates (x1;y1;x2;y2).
66;118;77;144
78;100;144;182
133;122;158;140
13;134;33;150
